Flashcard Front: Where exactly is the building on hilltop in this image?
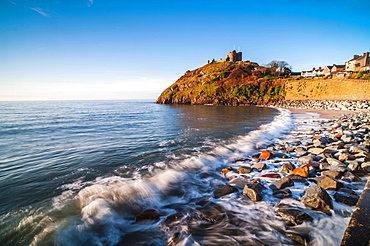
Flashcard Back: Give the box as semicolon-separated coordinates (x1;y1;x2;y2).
209;50;243;63
323;64;345;76
345;52;370;72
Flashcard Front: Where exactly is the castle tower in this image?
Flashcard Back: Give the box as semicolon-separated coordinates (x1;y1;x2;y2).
227;50;242;62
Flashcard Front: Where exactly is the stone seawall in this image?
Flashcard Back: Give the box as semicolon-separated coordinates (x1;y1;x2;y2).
271;100;370;111
284;79;370;100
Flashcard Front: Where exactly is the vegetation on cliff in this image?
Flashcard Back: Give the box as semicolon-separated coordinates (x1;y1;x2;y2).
156;61;288;105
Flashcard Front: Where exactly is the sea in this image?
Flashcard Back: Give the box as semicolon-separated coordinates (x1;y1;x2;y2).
0;100;363;246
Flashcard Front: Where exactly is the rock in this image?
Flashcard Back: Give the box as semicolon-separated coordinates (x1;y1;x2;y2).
275;204;313;225
298;156;314;163
287;174;310;185
270;176;294;191
339;152;356;161
341;171;361;183
221;167;234;174
301;185;333;211
334;188;360;206
308;147;325;155
195;203;225;223
291;166;309;178
346;161;360;171
237;166;252;174
326;157;346;167
273;152;289;159
304;160;320;168
243;183;264;201
318;176;343;190
279;162;296;173
273;189;292;199
164;212;183;225
213;185;237;198
286;233;307;245
350;146;369;154
136;209;161;222
251;162;266;171
321;170;342;179
261;173;281;179
259;150;275;160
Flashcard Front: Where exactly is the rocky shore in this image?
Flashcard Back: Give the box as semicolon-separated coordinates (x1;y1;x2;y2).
209;109;370;245
132;107;370;245
271;100;370;111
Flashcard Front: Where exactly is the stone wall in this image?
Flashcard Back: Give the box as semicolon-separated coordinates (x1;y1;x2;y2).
284;79;370;100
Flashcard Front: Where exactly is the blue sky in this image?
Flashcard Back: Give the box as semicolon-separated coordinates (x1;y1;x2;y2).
1;0;370;101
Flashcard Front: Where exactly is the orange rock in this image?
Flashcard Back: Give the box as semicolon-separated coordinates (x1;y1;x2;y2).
261;173;281;179
291;166;309;178
259;150;275;160
333;134;343;139
313;135;322;139
221;167;233;174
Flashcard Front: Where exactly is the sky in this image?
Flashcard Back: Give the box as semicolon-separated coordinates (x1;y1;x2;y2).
1;0;370;101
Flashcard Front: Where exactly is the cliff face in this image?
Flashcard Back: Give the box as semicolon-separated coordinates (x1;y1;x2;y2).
156;62;286;106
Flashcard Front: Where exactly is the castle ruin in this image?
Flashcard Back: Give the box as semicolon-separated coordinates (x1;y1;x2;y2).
209;50;243;64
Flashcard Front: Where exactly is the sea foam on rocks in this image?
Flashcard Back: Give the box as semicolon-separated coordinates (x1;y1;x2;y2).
211;109;370;245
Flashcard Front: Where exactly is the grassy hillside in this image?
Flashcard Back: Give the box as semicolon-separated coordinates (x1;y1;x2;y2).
156;62;286;105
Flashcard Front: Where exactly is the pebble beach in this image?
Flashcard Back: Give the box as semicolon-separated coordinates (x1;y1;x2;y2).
210;104;370;245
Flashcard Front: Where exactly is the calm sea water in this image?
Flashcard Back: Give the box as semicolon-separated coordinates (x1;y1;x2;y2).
0;101;359;246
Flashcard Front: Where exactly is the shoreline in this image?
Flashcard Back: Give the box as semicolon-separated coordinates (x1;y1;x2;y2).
214;107;370;245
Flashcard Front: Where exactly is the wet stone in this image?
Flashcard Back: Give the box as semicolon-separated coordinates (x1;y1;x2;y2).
237;166;252;174
213;185;237;198
321;170;342;179
301;185;333;211
243;183;264;201
334;188;360;206
279;162;296;173
273;189;292;199
275;204;313;226
291;166;309;178
259;150;275;160
251;162;266;172
270;176;294;191
136;209;161;222
318;176;343;190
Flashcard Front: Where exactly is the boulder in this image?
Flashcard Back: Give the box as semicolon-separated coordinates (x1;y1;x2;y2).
301;185;333;211
237;166;252;174
270;176;294;191
213;185;237;198
346;161;360;171
259;150;275;160
286;233;307;245
275;204;313;225
220;167;234;174
164;212;183;225
291;166;309;178
341;171;361;183
321;170;342;179
339;152;356;161
308;147;325;155
279;162;296;173
298;156;314;163
304;160;320;168
251;162;266;171
195;203;225;223
287;174;310;185
136;209;161;222
318;176;343;190
334;188;360;206
243;183;264;201
326;157;346;167
273;189;292;199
